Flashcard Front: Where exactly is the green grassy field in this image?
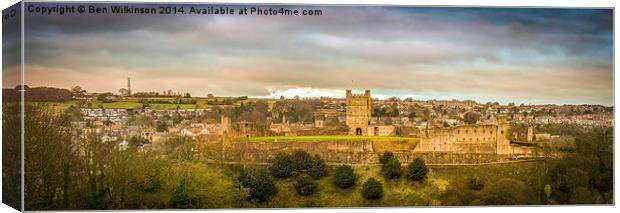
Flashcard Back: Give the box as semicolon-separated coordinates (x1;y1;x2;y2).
248;135;419;142
46;97;278;110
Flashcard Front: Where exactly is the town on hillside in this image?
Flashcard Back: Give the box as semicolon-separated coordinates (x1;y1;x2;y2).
3;79;612;160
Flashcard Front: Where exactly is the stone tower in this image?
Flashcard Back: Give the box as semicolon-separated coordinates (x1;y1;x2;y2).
527;126;534;142
346;89;372;136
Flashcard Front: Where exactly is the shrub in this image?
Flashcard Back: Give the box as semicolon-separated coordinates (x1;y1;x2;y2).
293;175;318;196
290;149;313;175
361;178;383;200
379;151;401;179
333;165;357;189
269;152;293;178
307;154;328;179
237;168;278;202
405;158;428;182
468;175;483;191
381;159;402;179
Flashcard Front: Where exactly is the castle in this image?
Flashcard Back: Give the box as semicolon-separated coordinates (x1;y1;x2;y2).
217;89;539;165
345;89;395;136
344;89;536;162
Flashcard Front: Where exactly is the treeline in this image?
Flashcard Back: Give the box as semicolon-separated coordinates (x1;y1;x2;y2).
3;86;73;102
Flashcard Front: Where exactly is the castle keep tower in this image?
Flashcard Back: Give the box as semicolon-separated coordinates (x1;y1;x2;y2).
346;89;372;136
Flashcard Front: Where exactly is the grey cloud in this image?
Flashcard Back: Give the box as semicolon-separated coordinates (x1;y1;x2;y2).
20;4;613;105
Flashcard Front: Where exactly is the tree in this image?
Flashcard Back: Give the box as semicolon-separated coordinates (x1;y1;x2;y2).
168;178;201;209
269;152;293;178
307;154;328;179
97;92;114;102
118;88;129;96
333;165;357;189
405;158;428;182
382;160;402;179
23;103;82;210
482;178;537;205
237;168;278;203
464;111;481;124
71;85;85;96
293;175;318;196
361;178;383;200
379;152;401;179
137;168;163;193
2;102;21;210
292;150;316;177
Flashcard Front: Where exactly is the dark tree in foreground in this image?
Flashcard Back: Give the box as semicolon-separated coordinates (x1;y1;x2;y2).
361;178;383;200
307;154;328;179
379;151;401;179
333;165;357;189
237;168;278;203
405;158;428;182
269;152;293;178
293;175;318;196
290;149;313;173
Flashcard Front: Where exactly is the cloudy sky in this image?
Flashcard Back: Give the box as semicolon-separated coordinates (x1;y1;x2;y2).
15;3;614;105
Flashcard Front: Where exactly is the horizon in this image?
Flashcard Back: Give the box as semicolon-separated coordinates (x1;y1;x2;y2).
5;84;615;107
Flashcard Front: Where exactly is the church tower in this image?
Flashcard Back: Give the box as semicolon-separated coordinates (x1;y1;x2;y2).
346;89;372;136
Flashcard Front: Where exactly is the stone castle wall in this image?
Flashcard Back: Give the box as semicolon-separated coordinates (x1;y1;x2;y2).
221;134;538;165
